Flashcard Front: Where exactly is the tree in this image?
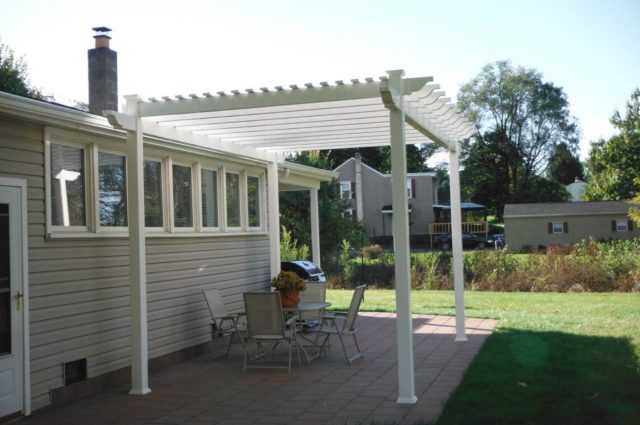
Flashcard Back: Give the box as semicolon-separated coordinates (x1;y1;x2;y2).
279;151;363;267
458;61;580;216
548;142;584;185
585;89;640;201
0;41;45;100
324;144;431;173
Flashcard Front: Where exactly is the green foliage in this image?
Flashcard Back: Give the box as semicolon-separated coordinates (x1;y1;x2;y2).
280;151;364;268
328;239;640;292
271;270;306;292
459;61;580;217
547;142;584;185
0;41;45;100
324;145;432;173
585;89;640;201
339;239;355;279
631;177;640;224
279;226;309;261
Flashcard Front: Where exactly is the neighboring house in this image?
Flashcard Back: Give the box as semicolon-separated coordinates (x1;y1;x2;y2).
0;30;332;416
566;177;588;202
334;155;438;239
504;201;638;250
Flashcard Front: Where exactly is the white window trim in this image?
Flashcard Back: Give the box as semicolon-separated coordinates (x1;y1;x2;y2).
615;219;629;232
96;147;128;233
406;178;414;198
169;159;196;233
45;128;269;238
197;164;223;232
246;173;265;231
224;168;243;232
340;181;351;200
552;221;564;234
142;155;168;233
45;128;93;236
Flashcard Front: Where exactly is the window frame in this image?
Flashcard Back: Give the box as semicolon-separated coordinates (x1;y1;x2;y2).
223;168;243;232
142;155;169;233
169;159;196;232
340;181;351;200
615;219;629;232
95;147;128;233
45;128;94;236
198;163;222;232
246;172;265;231
552;221;565;234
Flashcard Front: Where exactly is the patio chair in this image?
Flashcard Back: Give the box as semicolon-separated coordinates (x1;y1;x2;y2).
202;288;245;357
298;282;327;327
242;291;302;372
313;284;366;366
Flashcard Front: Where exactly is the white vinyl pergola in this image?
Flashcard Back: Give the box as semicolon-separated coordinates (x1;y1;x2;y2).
106;69;475;404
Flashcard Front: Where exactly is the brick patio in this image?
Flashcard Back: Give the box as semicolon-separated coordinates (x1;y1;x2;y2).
22;313;496;425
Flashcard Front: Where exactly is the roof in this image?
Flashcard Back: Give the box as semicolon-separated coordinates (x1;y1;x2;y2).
108;73;475;162
434;202;486;210
504;201;634;218
334;157;435;178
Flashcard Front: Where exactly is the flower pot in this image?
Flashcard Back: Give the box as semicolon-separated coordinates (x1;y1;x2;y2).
280;290;300;308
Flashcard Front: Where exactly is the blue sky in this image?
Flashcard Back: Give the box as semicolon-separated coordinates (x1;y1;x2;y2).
1;0;638;159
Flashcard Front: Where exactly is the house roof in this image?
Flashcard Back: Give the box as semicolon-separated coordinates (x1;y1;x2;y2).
504;201;634;218
434;202;486;210
109;73;475;162
334;157;436;177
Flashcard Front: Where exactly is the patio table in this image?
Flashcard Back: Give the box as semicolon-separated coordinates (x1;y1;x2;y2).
283;301;331;363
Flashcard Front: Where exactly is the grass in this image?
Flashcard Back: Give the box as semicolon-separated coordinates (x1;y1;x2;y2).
327;289;640;425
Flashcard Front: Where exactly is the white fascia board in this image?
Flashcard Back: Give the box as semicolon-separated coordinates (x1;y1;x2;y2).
0;91;124;138
279;161;336;182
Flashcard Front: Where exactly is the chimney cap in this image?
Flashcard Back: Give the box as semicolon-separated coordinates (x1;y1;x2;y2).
92;26;112;38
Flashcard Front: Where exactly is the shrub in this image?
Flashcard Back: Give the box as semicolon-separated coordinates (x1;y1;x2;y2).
362;244;384;260
280;226;309;261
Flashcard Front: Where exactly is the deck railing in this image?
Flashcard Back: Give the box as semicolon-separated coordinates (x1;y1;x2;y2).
429;221;488;236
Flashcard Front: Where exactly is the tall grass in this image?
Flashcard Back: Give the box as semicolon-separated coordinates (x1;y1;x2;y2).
329;238;640;292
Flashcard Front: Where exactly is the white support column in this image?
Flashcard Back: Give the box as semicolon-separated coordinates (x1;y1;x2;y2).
388;70;417;405
448;144;467;342
124;94;151;395
310;187;321;267
268;156;281;277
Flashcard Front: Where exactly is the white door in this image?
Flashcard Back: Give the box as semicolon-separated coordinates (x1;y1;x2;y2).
0;185;24;418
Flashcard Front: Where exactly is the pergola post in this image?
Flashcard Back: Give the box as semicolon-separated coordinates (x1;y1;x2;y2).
310;187;321;267
448;144;467;342
387;70;417;404
124;94;151;395
268;156;281;277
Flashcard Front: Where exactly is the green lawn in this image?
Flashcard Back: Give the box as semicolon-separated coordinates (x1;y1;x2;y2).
326;289;640;425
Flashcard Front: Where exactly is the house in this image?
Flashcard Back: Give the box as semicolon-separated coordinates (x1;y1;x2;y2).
566;177;588;201
504;201;638;251
0;29;333;417
1;28;478;416
334;155;489;245
334;154;438;241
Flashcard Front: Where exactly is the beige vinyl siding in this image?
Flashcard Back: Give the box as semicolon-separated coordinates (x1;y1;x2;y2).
0;116;272;411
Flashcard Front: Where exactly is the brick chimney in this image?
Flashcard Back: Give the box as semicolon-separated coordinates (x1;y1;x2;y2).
88;27;117;115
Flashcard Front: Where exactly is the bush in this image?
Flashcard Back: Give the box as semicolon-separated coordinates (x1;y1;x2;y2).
362;244;384;260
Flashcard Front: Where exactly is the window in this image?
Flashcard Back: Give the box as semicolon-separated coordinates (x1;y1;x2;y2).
406;178;416;198
98;152;127;227
551;222;566;234
247;175;260;228
226;172;241;228
143;160;163;227
340;181;352;199
201;168;218;228
172;164;193;228
614;219;629;232
50;143;86;227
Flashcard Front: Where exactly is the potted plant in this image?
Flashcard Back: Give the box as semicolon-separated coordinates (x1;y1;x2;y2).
271;271;307;308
